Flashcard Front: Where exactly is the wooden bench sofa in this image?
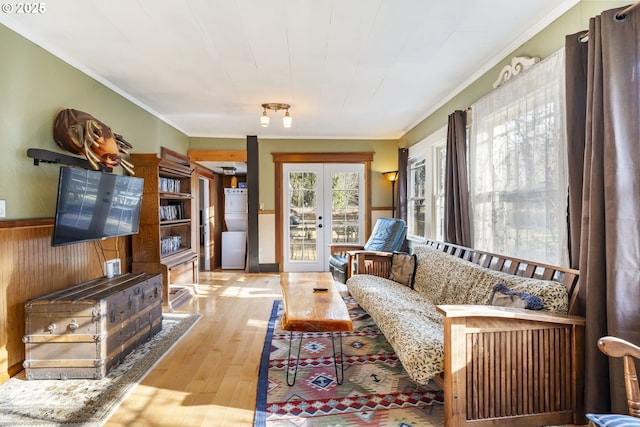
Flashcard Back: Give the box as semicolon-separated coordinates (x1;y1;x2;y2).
345;239;585;427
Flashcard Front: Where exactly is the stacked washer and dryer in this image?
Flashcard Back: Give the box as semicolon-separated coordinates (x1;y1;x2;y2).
221;188;247;269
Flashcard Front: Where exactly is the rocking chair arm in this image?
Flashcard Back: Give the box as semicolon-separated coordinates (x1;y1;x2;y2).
597;336;640;359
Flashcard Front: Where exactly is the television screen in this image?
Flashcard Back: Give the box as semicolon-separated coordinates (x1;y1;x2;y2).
52;167;144;247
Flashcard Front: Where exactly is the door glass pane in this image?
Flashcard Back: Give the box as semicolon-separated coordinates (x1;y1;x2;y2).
289;172;317;261
331;172;360;244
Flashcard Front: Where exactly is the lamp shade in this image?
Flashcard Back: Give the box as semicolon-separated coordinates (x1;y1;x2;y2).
383;170;399;182
283;111;292;128
260;111;270;127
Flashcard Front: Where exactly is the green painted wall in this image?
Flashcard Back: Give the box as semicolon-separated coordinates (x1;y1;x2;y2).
188;137;246;152
189;137;398;211
400;0;630;147
0;24;188;220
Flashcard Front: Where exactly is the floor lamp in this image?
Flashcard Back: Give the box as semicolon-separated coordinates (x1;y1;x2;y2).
382;170;399;218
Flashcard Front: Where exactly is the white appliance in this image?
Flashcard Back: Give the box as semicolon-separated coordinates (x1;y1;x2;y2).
222;188;247;269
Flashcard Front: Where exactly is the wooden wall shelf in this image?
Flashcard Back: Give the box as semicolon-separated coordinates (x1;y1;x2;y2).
27;148;113;172
129;153;198;311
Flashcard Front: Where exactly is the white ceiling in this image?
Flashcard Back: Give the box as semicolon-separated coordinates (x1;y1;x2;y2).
2;0;581;140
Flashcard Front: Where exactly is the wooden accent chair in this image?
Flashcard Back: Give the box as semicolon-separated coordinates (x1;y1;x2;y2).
328;218;406;283
586;336;640;426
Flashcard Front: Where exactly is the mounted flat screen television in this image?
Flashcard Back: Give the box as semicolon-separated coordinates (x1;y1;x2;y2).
52;166;144;247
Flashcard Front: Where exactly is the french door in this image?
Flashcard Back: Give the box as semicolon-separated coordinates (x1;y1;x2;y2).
283;163;365;272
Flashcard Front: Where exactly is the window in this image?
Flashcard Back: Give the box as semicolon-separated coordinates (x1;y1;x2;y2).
433;144;446;241
408;158;426;238
469;49;567;266
407;126;447;240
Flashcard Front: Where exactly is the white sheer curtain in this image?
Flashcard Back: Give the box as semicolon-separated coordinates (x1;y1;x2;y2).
469;49;568;266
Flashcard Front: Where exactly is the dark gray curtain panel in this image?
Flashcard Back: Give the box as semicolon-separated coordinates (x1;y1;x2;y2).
565;33;589;270
444;110;471;246
397;148;408;223
566;5;640;415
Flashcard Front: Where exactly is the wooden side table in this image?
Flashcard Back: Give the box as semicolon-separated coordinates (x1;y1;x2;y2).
280;272;353;385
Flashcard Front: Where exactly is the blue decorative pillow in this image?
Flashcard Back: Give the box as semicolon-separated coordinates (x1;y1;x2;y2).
586;413;640;427
490;283;543;310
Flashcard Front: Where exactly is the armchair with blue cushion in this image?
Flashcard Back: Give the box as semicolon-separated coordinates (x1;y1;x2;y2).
586;336;640;426
328;217;407;284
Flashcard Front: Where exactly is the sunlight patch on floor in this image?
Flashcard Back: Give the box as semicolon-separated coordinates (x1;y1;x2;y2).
220;285;281;299
247;318;269;329
193;284;222;295
110;385;191;425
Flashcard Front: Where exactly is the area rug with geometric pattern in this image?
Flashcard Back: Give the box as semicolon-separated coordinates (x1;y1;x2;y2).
0;313;202;427
254;297;444;426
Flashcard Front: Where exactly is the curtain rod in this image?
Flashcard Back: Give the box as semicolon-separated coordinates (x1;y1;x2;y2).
617;1;640;19
578;1;639;43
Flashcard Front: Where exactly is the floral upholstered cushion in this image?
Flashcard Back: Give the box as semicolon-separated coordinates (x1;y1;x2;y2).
347;274;445;384
412;245;568;313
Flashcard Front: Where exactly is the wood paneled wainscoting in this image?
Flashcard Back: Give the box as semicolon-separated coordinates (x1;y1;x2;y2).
0;219;129;382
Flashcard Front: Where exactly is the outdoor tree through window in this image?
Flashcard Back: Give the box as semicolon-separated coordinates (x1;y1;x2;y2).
469;49;568;266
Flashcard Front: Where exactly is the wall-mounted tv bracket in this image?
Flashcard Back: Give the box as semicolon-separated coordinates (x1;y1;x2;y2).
27;148;113;173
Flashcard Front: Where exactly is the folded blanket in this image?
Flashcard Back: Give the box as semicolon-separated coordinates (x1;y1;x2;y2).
490;283;543;310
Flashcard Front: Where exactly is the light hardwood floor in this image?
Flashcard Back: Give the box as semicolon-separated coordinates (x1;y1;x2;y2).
105;271;283;427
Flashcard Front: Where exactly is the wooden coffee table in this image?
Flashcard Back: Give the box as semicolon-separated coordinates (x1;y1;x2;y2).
280;272;353;386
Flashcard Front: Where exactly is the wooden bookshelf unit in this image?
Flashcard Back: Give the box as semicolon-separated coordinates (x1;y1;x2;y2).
129;153;198;310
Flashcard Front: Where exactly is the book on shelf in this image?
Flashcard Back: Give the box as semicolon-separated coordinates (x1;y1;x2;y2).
159;177;182;193
160;235;182;255
159;203;184;221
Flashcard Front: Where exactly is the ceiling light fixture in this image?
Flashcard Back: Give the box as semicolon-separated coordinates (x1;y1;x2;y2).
260;103;292;128
222;166;237;176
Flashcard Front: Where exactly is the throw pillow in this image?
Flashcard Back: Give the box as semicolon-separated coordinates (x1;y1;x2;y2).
586;413;640;427
490;283;543;310
389;252;417;288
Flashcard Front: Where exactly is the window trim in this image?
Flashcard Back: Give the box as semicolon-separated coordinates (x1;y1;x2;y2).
407;126;447;242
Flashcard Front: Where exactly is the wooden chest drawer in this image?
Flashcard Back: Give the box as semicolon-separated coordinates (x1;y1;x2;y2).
23;273;163;380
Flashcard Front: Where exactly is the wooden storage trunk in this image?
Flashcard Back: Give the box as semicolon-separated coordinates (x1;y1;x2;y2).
23;272;163;380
